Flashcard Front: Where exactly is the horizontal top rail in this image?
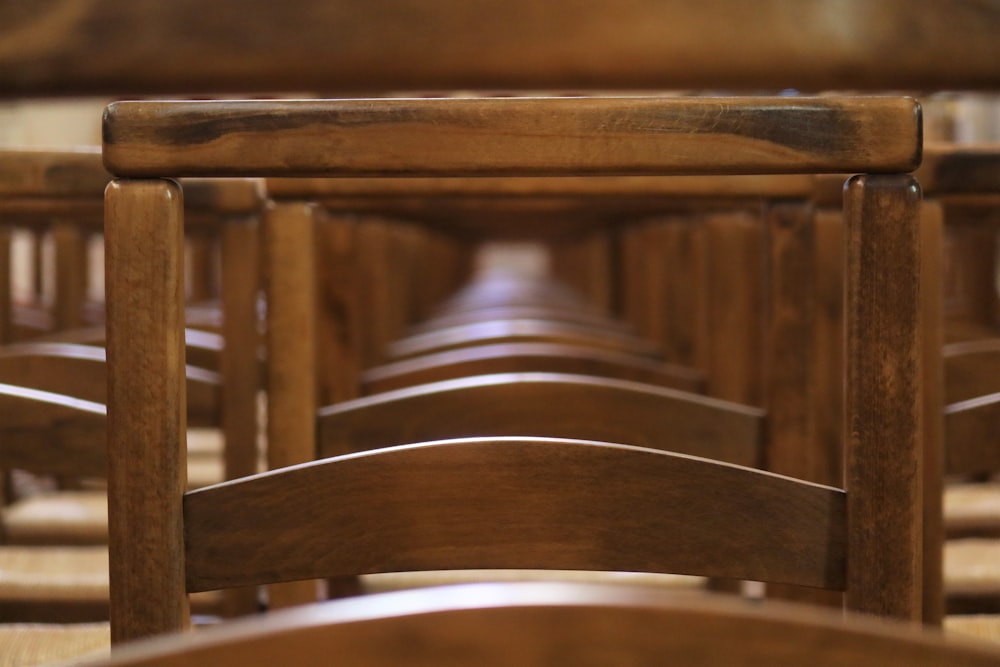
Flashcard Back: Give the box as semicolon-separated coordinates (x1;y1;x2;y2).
4;0;1000;95
103;96;921;177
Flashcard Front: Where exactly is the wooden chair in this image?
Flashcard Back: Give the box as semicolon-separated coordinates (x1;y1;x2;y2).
97;95;925;646
66;582;1000;667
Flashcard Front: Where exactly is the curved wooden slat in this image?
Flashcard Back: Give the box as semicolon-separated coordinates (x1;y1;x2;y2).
81;583;1000;667
101;97;920;178
0;342;222;427
386;319;663;361
409;306;633;335
0;382;106;477
320;372;760;465
945;393;1000;477
361;342;704;394
184;438;843;593
32;326;224;373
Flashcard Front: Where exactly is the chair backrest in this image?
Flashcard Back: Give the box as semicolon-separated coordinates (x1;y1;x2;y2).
98;94;925;643
76;582;1000;667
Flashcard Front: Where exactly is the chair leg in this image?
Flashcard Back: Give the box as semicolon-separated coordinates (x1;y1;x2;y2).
220;214;264;617
920;200;945;626
263;201;322;609
105;178;190;643
844;174;923;621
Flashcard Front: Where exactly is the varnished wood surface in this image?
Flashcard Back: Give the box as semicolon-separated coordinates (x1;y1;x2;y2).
917;143;1000;196
6;0;1000;94
319;373;762;467
408;305;634;336
386;319;663;361
33;326;223;373
0;148;107;197
184;438;842;592
102;97;921;178
267;174;818;199
843;175;923;620
0;382;106;477
81;583;1000;667
0;343;221;427
105;180;189;642
945;395;1000;476
361;342;704;395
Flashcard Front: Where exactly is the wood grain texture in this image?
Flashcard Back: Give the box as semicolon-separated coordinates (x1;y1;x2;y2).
105;179;189;642
361;342;704;395
102;97;921;178
843;175;923;621
184;438;843;592
919;200;944;626
78;582;1000;667
6;0;1000;94
267;174;818;199
0;148;107;197
319;372;763;467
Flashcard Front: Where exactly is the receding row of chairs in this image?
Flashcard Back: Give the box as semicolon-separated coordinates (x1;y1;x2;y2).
5;2;1000;666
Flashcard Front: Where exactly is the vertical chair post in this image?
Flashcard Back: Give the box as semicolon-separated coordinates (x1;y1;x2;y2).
51;220;86;331
263;201;321;608
105;178;189;642
219;213;263;616
844;174;923;621
919;199;945;626
0;225;10;344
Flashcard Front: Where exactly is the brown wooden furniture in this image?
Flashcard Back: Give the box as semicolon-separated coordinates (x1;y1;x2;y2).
73;582;1000;667
100;95;924;644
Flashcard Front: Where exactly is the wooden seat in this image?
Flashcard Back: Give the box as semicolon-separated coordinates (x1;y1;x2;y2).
0;383;225;623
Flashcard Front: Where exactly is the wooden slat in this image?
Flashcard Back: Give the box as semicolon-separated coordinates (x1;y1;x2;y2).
5;0;1000;94
917;144;1000;196
0;382;106;477
102;97;921;177
78;582;1000;667
0;343;221;427
105;179;189;642
843;175;923;621
386;319;663;361
361;342;704;395
267;175;818;199
0;149;107;197
184;438;843;593
318;373;763;467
